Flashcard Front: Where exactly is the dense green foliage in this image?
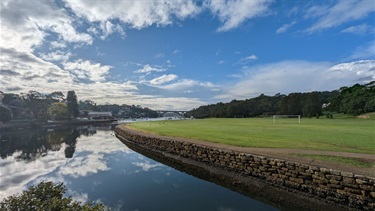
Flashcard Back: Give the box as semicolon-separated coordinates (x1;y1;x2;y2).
0;90;159;120
67;90;79;118
329;81;375;115
186;92;332;118
78;100;158;118
185;81;374;118
0;90;66;120
128;118;375;154
0;181;107;211
48;102;70;120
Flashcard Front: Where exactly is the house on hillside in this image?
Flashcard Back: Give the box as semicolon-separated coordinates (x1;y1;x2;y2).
88;111;113;120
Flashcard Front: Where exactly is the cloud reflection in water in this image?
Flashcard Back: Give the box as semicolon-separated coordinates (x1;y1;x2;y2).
0;128;130;201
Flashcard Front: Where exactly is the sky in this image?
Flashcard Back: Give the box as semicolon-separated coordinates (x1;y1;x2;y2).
0;0;374;110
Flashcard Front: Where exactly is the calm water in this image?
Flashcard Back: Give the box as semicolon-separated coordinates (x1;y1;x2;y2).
0;125;277;211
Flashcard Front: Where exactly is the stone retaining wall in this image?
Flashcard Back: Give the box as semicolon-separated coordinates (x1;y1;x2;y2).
115;126;375;210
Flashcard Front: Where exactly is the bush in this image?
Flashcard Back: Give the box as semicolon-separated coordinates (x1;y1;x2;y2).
0;181;108;211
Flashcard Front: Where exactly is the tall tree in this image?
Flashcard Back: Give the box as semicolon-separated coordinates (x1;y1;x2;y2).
66;91;79;118
47;102;69;120
21;91;49;119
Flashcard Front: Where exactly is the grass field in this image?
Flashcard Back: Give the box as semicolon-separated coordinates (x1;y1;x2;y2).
127;118;375;154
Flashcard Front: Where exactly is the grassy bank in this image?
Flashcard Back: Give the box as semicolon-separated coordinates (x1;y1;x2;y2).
127;118;375;154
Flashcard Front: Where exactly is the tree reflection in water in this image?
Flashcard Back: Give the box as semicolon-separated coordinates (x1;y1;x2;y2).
0;126;98;161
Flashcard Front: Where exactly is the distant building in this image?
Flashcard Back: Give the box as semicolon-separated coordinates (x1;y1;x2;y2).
88;111;113;120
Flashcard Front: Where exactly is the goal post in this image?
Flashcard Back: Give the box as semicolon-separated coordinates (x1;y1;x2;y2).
273;115;301;124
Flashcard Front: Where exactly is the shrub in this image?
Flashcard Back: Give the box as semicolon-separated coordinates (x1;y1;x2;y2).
0;181;108;211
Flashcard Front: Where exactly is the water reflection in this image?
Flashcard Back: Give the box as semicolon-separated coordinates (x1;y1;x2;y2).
0;126;277;211
0;126;97;160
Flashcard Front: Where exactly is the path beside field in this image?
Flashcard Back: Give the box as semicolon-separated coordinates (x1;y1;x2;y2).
123;125;375;177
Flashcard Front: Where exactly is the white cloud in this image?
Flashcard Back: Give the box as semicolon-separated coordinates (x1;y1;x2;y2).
0;130;131;201
132;161;163;172
341;24;374;35
216;60;375;100
0;150;66;201
129;96;208;111
157;79;217;91
172;50;180;55
329;60;375;82
39;51;72;62
305;0;375;33
50;41;67;49
64;0;201;29
88;21;125;40
149;74;178;85
63;59;112;82
0;0;92;52
206;0;273;32
242;55;258;61
276;21;297;34
236;54;258;65
134;64;166;74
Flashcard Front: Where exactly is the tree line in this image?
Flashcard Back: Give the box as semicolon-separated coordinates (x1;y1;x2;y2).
185;81;375;119
0;90;158;122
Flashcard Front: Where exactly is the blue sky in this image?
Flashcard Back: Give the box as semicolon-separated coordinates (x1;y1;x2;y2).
0;0;374;110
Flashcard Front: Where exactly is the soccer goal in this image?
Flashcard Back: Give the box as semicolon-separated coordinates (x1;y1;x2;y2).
273;115;301;124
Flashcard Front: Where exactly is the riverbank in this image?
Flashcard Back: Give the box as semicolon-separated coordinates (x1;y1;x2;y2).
115;124;375;210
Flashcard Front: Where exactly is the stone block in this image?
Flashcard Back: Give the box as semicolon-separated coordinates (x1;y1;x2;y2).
342;177;355;184
327;184;343;190
298;175;312;180
285;180;301;189
329;179;341;185
288;169;299;175
289;177;304;184
279;174;289;180
320;168;330;174
336;189;348;196
326;175;342;181
329;169;341;176
309;166;319;171
356;178;369;185
341;172;354;178
360;184;374;191
344;187;362;195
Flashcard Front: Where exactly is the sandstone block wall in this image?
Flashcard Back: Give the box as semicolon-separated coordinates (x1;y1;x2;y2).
115;126;375;210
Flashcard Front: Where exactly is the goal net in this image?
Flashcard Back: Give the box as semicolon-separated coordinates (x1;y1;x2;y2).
273;115;301;124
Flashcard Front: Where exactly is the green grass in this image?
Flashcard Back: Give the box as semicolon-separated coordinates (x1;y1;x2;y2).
127;118;375;154
290;154;374;168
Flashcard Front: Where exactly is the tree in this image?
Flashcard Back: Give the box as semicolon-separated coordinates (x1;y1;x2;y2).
302;92;322;117
67;91;79;118
47;91;65;102
47;102;69;120
0;181;107;211
21;91;50;119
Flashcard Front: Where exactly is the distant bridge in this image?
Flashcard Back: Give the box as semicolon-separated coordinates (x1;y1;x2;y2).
156;110;187;118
